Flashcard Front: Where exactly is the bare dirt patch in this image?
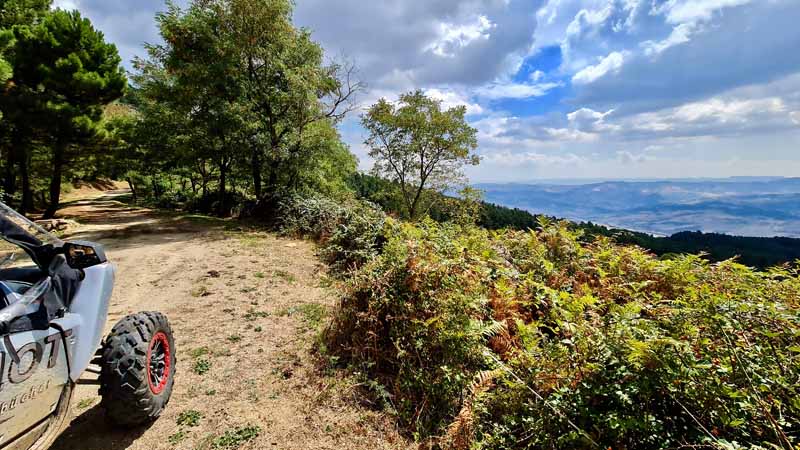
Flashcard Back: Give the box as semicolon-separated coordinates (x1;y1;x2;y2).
48;192;411;450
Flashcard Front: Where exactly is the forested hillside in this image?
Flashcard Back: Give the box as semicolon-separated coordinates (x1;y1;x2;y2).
350;173;800;269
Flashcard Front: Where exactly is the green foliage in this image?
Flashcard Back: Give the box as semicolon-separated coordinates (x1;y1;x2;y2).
362;91;480;220
326;220;496;436
193;358;211;375
0;5;125;215
211;425;261;449
278;193;387;273
324;215;800;448
124;0;361;216
176;409;202;427
168;430;187;445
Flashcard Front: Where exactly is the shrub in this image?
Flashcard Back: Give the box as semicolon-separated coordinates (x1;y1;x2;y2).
325;219;800;448
278;193;387;273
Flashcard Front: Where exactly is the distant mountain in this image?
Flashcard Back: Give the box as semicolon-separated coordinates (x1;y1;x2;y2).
476;178;800;238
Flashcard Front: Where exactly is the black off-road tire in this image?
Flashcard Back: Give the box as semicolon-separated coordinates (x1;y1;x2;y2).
99;311;176;427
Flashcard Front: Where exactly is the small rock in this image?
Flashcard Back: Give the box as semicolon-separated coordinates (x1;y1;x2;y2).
35;218;78;232
207;270;221;278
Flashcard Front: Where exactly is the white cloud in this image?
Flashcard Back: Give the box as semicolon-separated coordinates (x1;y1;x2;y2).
476;81;561;100
567;107;620;132
530;70;545;82
671;98;786;123
565;5;614;39
426;15;496;58
483;150;588;167
572;51;627;84
641;22;694;56
791;111;800;125
655;0;754;25
544;127;599;142
424;88;484;115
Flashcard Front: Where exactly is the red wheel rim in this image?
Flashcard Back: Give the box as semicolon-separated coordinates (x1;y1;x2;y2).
147;331;171;395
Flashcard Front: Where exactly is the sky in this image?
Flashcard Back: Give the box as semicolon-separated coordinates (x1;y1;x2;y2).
53;0;800;182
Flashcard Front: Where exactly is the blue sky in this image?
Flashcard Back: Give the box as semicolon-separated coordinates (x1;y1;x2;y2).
54;0;800;182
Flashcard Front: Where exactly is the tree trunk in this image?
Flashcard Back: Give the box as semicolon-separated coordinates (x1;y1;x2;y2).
266;165;278;195
151;172;161;199
251;148;262;199
43;143;65;219
19;150;32;214
126;177;137;203
218;160;227;216
3;144;15;202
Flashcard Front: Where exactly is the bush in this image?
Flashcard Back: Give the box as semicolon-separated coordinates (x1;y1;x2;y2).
325;219;800;448
278;193;387;273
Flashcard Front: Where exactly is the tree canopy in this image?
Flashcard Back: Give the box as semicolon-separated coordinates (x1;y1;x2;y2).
128;0;361;214
362;90;479;220
0;4;125;216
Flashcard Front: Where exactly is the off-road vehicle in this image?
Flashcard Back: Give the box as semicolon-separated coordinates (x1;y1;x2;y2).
0;202;176;449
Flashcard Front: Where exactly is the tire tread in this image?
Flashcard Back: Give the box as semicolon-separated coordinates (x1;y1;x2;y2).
99;311;176;427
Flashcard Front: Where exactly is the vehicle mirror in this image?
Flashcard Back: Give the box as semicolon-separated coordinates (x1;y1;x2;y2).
63;241;107;269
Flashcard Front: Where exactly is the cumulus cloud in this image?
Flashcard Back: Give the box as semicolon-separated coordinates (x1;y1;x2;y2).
476;81;562;100
572;51;627;84
567;107;619;132
294;0;538;88
641;22;694;56
572;0;800;114
655;0;754;25
425;15;496;58
424;88;484;115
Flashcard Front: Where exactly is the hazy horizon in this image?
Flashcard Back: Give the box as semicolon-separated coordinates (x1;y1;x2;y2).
478;177;800;237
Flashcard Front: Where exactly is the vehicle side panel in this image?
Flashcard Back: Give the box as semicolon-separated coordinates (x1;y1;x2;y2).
0;316;75;448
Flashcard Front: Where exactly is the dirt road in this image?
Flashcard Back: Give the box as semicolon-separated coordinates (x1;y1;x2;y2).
47;191;410;450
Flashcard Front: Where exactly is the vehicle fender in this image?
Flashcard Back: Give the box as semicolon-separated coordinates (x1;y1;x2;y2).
64;263;115;381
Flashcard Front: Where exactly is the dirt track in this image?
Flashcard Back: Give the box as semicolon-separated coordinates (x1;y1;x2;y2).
47;191;410;450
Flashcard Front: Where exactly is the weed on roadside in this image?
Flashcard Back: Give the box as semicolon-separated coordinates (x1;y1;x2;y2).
278;303;326;328
244;309;269;321
189;346;210;359
168;430;187;445
193;358;211;375
272;270;296;283
177;409;202;427
211;425;261;449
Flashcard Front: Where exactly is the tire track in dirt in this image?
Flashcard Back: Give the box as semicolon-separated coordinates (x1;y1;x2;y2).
47;192;411;450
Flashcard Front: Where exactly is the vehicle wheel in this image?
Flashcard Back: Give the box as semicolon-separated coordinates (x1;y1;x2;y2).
99;311;176;427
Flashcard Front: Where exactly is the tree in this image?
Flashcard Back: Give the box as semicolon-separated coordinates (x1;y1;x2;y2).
214;0;362;199
362;91;480;220
0;0;51;28
131;0;361;214
146;1;253;214
0;0;52;211
5;9;125;217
